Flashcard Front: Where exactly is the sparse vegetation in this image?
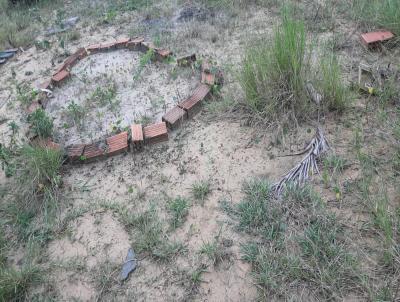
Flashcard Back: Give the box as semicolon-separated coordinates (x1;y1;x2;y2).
1;0;400;300
350;0;400;35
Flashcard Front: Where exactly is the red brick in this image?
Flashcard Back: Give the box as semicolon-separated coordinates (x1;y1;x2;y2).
106;131;128;156
177;54;196;67
27;102;41;113
127;37;145;51
360;31;394;46
143;122;168;144
201;71;215;85
178;84;211;118
99;41;117;51
66;144;85;162
52;70;70;85
86;43;102;53
115;37;131;49
162;106;187;129
77;48;88;60
139;41;156;53
83;142;106;161
131;124;144;149
155;49;172;61
63;49;84;69
202;60;212;73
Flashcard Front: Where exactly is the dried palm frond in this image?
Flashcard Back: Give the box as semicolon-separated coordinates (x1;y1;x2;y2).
272;127;329;196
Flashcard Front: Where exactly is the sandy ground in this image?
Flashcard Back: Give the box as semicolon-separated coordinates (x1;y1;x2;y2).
1;1;399;301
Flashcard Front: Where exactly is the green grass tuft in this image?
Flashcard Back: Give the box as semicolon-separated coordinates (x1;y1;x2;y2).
168;197;190;229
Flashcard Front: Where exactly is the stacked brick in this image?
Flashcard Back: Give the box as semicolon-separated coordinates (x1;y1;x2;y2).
28;37;223;164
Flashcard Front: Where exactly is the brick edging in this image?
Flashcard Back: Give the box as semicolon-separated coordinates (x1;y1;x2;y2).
29;37;223;163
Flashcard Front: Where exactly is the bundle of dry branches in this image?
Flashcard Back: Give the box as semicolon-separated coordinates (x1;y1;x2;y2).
272;127;329;196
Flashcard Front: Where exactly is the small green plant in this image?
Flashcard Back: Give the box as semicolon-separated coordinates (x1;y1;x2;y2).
191;180;211;203
168;197;190;229
133;49;154;81
16;83;37;105
66;101;86;128
28;108;53;138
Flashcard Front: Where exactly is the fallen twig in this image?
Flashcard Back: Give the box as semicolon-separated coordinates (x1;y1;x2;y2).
272;127;329;196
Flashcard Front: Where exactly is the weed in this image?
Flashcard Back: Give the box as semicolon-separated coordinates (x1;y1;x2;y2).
121;206;163;253
199;237;227;266
133;49;155;81
240;6;311;126
28;109;53;139
16;83;37;106
190;264;207;287
191;180;211;203
66;101;86;129
152;240;185;262
168;197;190;229
318;54;350;112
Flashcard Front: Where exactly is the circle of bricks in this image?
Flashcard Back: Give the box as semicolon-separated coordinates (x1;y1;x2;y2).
30;37;223;163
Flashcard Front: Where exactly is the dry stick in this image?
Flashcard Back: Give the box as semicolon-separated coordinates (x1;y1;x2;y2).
272;127;329;196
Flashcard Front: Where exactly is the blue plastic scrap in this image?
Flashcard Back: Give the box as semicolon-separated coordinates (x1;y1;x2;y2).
120;248;137;281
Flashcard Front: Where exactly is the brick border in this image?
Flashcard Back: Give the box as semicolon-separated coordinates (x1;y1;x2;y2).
30;37;223;164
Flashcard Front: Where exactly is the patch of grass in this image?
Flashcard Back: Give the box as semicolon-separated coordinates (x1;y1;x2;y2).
93;260;118;301
0;264;41;302
240;7;311;126
16;145;63;197
190;264;207;288
235;178;284;240
298;214;359;298
27;109;53;139
318;54;350;112
168;197;190;229
199;236;228;267
229;178;361;299
121;206;163;253
191;180;211;203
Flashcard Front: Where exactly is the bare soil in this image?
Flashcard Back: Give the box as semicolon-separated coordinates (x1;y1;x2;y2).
1;1;399;302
